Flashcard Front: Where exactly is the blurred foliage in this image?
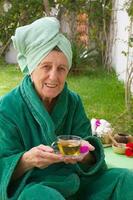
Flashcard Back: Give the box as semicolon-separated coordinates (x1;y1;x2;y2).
52;0;112;67
49;0;89;12
71;41;100;69
0;0;112;68
126;0;133;17
0;0;43;48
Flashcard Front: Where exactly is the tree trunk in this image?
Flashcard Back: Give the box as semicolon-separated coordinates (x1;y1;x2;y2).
43;0;50;16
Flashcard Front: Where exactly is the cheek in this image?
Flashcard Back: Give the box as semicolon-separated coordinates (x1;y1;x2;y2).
59;78;66;89
60;73;68;83
32;76;44;91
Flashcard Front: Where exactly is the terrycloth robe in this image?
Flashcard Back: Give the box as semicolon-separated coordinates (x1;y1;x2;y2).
0;75;133;200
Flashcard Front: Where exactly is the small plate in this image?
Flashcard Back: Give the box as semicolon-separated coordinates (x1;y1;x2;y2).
55;150;88;160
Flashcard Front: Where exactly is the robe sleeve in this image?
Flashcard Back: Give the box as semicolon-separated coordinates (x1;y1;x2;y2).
0;116;33;199
70;95;107;176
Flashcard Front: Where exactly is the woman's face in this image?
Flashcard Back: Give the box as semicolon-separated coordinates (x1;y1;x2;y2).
31;50;69;102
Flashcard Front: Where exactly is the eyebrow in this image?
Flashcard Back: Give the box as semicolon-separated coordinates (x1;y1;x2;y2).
39;62;52;66
39;62;68;68
59;64;68;68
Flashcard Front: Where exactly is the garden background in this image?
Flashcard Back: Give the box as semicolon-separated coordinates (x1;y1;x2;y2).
0;0;133;134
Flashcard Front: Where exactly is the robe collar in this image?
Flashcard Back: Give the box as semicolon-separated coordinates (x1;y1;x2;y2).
20;75;68;145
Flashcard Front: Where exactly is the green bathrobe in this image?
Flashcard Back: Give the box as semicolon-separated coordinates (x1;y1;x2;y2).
0;75;133;200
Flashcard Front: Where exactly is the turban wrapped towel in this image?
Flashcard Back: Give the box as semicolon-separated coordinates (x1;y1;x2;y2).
11;17;72;74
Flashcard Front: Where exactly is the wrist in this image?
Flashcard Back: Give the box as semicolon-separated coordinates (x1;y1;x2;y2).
21;152;33;172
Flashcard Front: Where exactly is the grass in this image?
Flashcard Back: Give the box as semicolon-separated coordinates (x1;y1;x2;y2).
0;59;23;94
68;69;133;134
0;58;132;134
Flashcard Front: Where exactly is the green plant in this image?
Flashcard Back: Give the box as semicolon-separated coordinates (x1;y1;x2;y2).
71;41;99;70
126;0;133;16
0;0;44;54
0;0;113;69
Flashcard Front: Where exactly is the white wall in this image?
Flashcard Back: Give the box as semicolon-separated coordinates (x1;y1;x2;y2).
5;42;17;64
128;20;133;93
111;0;131;82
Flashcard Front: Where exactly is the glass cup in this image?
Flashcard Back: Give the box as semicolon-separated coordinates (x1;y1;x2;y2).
51;135;81;157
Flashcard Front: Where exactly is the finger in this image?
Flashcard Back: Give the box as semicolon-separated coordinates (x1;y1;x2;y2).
63;160;77;164
63;158;72;164
88;144;95;151
77;153;87;162
38;157;54;168
37;144;54;153
64;161;77;164
39;151;63;161
63;156;78;164
81;140;95;151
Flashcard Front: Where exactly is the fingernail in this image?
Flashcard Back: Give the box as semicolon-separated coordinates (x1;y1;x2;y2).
80;145;90;153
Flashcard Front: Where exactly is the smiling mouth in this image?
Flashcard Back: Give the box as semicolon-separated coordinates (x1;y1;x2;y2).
45;83;57;88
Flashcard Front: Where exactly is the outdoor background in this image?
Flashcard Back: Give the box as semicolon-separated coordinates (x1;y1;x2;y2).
0;0;133;135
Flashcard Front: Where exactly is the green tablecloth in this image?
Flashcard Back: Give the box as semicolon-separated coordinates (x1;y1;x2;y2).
104;147;133;169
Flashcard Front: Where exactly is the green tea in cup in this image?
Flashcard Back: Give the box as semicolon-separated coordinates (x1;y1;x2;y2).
52;135;81;156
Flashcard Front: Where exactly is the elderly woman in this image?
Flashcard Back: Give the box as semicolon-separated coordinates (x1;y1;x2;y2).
0;17;133;200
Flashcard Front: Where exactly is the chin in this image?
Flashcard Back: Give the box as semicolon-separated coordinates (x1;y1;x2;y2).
41;88;62;99
42;93;59;100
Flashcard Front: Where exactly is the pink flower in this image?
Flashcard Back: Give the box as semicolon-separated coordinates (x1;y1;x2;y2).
95;119;101;128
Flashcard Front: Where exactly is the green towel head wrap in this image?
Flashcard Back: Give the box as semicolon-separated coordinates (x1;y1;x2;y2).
11;17;72;74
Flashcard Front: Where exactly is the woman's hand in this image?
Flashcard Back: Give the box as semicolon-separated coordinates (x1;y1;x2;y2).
81;140;95;152
22;144;64;170
63;140;95;164
12;144;64;181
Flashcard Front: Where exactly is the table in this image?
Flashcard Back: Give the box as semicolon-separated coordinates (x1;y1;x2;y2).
104;147;133;170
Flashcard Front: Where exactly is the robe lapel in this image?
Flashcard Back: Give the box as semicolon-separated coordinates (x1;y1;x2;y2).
50;83;68;131
20;76;68;145
20;75;56;145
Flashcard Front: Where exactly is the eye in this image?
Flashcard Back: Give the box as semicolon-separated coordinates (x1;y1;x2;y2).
59;67;65;71
41;65;51;71
58;66;68;72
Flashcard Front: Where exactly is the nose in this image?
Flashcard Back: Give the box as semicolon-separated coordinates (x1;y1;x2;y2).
49;68;58;81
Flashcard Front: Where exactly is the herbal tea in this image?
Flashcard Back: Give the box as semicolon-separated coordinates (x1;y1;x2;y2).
58;139;81;156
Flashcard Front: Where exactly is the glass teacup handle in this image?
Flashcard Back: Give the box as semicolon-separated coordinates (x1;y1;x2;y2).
51;141;59;154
